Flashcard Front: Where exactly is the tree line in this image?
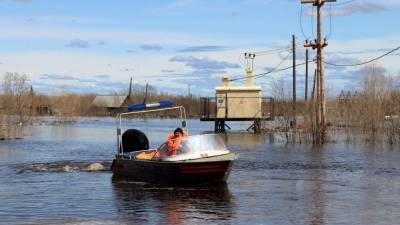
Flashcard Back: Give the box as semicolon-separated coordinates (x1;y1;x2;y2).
269;64;400;145
0;72;200;139
1;66;399;145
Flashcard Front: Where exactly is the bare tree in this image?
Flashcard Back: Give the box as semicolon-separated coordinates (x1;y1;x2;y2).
0;72;31;139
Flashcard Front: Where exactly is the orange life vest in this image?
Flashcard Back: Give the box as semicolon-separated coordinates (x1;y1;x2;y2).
167;131;188;156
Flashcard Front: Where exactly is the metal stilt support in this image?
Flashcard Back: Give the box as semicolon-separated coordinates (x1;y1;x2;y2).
214;119;226;133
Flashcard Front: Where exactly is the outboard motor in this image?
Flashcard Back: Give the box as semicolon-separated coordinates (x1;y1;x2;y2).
120;129;149;153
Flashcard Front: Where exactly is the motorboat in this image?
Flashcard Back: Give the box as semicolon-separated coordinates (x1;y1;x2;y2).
111;103;236;184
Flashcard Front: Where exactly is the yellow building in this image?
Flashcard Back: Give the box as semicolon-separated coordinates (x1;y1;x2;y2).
215;76;262;119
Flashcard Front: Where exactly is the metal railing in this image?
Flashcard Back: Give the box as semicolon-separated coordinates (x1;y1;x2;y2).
116;106;187;155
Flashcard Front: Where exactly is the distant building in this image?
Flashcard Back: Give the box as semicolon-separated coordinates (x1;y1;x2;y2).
91;95;132;113
91;78;134;114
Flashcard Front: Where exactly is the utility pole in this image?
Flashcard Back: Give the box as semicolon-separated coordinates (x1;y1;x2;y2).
292;34;297;128
143;83;148;104
187;84;191;98
311;69;317;101
301;0;335;143
128;77;133;99
305;49;309;101
304;49;309;132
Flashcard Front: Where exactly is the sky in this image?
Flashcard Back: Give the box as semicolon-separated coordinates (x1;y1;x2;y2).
0;0;399;97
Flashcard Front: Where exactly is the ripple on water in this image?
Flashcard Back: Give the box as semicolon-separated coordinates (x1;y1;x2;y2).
235;159;400;176
14;161;112;173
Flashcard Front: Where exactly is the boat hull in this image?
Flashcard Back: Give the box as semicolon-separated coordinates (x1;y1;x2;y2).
111;153;236;184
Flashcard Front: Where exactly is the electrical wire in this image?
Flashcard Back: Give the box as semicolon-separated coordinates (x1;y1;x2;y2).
230;53;292;82
238;53;245;66
300;4;309;40
326;2;333;39
311;5;316;40
252;46;291;55
255;48;291;56
237;45;291;67
249;42;305;56
334;0;357;6
323;45;400;67
231;58;317;82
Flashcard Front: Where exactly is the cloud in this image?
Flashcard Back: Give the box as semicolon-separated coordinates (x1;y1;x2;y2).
303;1;388;17
12;0;34;3
97;41;107;46
323;64;389;95
159;0;195;12
167;55;240;89
39;74;76;81
264;66;274;71
65;39;89;48
330;2;386;16
179;45;228;52
161;69;175;73
34;73;134;94
39;74;96;83
327;48;393;55
169;55;240;71
95;74;111;79
322;53;361;74
140;44;162;51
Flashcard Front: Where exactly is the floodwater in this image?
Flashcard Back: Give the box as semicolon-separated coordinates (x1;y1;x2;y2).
1;118;400;225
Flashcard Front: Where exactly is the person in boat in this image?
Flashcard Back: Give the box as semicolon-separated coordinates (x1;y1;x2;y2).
167;127;188;156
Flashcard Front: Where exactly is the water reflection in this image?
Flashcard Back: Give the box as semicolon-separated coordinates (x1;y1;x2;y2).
111;177;235;224
220;132;264;149
309;146;326;225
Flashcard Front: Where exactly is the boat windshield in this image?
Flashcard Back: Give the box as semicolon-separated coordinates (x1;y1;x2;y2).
157;134;228;161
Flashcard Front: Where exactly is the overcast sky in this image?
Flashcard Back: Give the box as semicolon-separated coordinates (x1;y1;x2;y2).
0;0;399;96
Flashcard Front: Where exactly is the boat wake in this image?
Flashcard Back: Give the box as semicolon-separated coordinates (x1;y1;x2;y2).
15;160;112;173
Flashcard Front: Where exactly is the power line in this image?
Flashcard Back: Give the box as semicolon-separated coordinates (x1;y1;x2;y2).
311;5;316;39
237;45;292;68
231;53;291;82
238;53;245;66
252;46;291;55
252;42;306;56
247;60;316;81
323;45;400;67
300;4;309;40
230;56;318;82
334;0;356;6
254;49;291;56
326;2;333;39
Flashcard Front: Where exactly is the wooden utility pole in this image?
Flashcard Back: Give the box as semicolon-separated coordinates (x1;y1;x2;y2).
128;77;133;98
143;83;149;104
305;49;309;101
312;69;317;100
301;0;335;143
292;34;297;128
304;49;309;132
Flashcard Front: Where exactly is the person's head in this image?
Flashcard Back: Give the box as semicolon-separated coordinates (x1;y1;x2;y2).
174;127;184;137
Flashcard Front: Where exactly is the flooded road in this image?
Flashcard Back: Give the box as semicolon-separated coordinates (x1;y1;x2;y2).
1;118;400;225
